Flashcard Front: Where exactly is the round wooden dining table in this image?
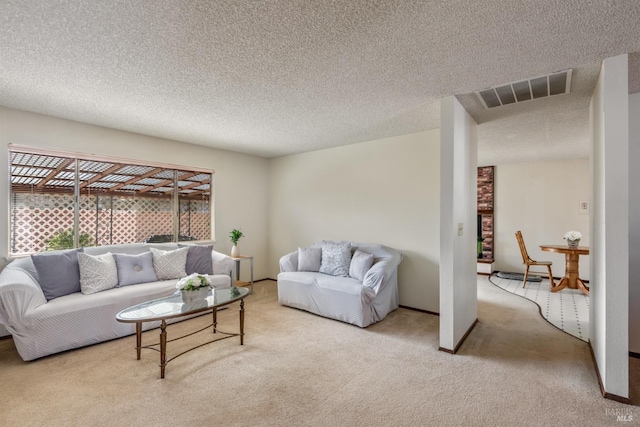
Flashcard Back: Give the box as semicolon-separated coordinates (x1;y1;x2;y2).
539;244;590;295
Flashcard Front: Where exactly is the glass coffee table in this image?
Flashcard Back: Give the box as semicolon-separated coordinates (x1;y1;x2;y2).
116;286;249;378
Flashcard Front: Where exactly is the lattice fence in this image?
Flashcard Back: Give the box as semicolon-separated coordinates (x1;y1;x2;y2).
180;199;210;240
11;193;210;254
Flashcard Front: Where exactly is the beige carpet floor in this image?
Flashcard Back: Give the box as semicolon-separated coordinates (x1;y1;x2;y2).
0;277;638;426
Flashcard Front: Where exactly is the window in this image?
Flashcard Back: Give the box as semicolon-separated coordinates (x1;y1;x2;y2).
9;146;212;255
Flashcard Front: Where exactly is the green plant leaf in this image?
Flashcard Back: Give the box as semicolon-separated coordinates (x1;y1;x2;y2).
44;229;94;251
229;228;244;245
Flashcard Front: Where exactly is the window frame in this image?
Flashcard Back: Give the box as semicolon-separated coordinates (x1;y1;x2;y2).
8;144;214;255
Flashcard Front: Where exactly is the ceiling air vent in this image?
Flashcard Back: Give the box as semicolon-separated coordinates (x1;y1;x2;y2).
475;69;572;109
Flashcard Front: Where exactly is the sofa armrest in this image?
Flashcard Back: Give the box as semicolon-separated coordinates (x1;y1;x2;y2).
362;253;403;295
279;251;298;272
0;267;47;330
211;250;234;276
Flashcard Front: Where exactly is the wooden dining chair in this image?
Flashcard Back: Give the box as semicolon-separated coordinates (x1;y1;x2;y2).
515;231;555;288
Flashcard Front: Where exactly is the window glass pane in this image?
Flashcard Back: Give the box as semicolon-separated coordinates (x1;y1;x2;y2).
130;168;175;243
84;166;176;244
78;159;117;248
178;170;212;241
9;149;213;254
10;152;76;253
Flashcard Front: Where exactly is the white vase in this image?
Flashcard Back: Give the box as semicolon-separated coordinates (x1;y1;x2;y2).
567;239;580;248
181;287;210;303
231;245;240;258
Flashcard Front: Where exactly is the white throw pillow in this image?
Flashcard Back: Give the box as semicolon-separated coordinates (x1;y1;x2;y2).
150;247;189;280
78;252;118;295
349;249;375;282
297;247;322;272
319;242;352;277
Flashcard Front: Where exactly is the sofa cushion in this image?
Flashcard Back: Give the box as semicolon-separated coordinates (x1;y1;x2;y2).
319;242;352;277
297;247;322;272
31;249;83;301
78;252;118;295
349;249;374;282
7;256;41;283
150;247;189;280
179;244;214;275
113;252;158;286
209;274;232;288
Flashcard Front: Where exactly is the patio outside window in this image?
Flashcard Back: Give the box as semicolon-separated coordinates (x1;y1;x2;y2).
9;147;212;255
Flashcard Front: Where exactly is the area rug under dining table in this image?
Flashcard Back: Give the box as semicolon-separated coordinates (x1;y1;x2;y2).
488;272;589;342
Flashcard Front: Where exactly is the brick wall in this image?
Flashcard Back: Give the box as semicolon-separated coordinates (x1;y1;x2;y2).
477;166;494;260
477;166;494;211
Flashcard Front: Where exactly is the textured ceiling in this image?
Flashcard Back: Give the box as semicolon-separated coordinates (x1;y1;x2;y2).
1;1;640;164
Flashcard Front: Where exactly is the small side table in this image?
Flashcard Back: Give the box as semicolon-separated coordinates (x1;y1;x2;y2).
231;255;253;293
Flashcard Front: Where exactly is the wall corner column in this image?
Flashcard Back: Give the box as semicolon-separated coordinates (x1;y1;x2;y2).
439;96;478;352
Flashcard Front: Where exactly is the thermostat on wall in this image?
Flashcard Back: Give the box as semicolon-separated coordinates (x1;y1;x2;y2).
579;201;589;214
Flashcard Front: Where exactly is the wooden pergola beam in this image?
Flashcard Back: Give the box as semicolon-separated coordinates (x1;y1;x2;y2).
107;167;166;192
11;184;210;200
13;163;210;198
79;164;124;189
136;171;198;194
35;158;75;188
178;179;210;192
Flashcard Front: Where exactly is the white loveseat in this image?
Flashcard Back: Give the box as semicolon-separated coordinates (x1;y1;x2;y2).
278;241;402;327
0;243;233;361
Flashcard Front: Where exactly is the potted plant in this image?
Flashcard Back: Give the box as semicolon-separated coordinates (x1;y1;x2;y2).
229;228;244;258
563;230;582;248
175;273;211;303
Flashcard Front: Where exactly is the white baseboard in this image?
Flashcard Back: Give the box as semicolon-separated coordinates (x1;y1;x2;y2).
477;261;494;274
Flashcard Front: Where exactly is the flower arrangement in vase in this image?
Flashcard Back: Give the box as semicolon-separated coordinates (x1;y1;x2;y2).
229;228;244;258
563;230;582;248
176;273;211;303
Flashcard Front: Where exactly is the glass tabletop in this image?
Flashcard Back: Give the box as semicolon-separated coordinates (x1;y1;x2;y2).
116;287;249;322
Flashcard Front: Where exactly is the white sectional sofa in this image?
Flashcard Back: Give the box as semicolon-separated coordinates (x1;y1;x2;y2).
278;241;402;327
0;243;233;361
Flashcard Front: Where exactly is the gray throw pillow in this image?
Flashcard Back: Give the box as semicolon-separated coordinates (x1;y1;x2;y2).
179;244;214;275
78;252;118;295
349;249;375;282
31;249;83;301
319;242;352;277
150;247;189;280
297;247;322;272
113;252;158;286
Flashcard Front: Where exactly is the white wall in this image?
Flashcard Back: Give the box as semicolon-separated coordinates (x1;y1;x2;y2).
439;96;478;351
629;92;640;354
268;130;440;311
494;159;590;280
0;107;271;280
590;54;629;398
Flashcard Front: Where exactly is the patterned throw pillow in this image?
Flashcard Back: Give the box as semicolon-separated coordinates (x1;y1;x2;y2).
319;242;352;277
349;249;375;282
297;247;322;272
78;252;118;295
150;247;189;280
